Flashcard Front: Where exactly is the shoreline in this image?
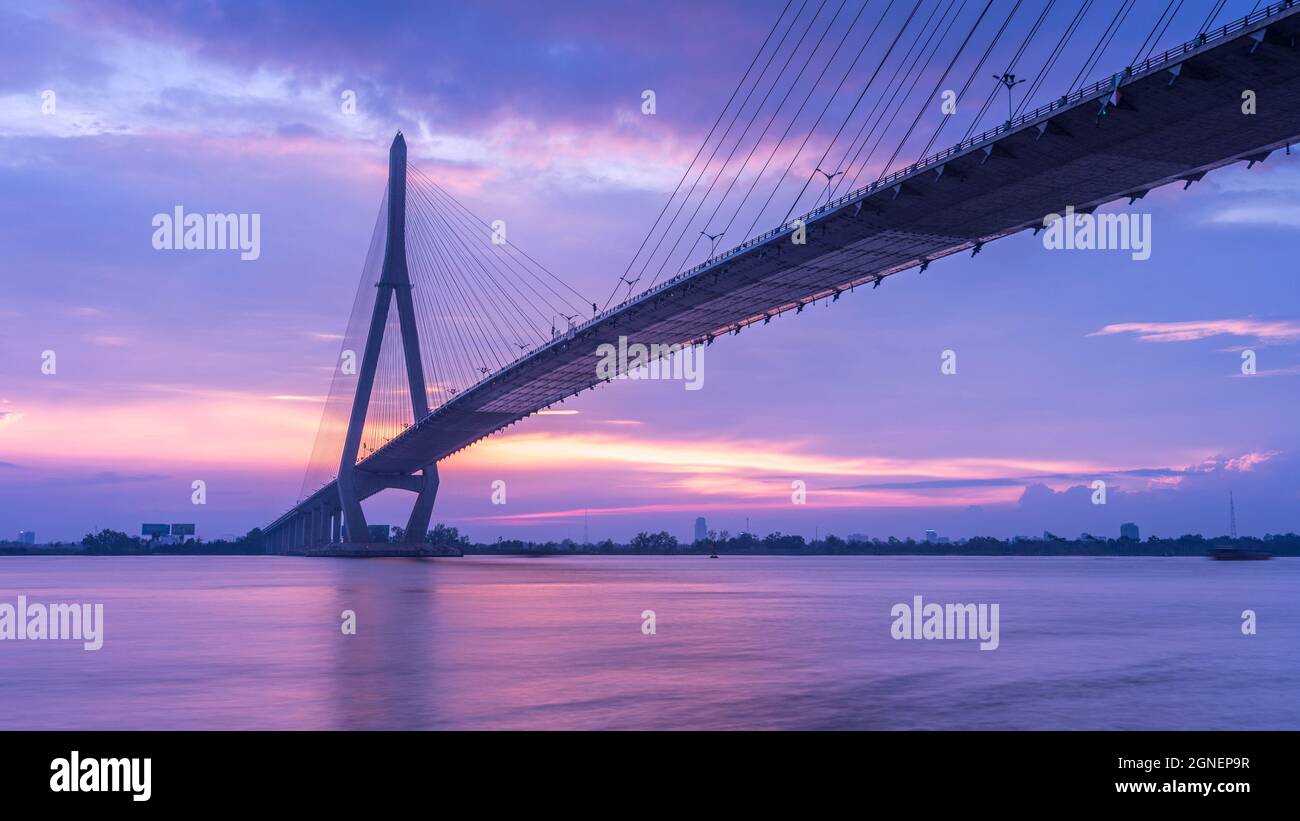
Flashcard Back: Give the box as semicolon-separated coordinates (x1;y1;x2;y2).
2;546;1295;558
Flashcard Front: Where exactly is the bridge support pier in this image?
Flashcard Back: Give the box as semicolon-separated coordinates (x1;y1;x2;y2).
315;505;328;547
403;464;439;545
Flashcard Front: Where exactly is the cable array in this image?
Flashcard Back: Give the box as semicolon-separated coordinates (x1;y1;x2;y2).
297;0;1265;502
297;164;591;500
601;0;1256;306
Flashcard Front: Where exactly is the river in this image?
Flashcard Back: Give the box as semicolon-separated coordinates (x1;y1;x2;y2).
0;555;1294;729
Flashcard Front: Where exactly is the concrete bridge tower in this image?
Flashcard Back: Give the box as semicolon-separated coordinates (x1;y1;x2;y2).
335;133;439;546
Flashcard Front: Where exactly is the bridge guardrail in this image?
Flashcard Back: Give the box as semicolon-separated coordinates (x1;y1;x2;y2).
596;0;1294;316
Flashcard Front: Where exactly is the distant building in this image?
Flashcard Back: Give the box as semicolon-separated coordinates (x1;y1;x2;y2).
1120;522;1139;541
846;533;868;543
18;531;35;545
925;529;938;544
694;517;708;543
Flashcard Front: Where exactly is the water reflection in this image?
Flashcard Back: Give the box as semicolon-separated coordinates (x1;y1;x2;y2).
0;556;1295;729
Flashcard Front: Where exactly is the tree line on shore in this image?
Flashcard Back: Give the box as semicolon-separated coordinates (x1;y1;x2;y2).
2;525;1299;556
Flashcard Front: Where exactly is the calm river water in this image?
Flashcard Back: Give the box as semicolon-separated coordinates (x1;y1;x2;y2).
0;555;1294;729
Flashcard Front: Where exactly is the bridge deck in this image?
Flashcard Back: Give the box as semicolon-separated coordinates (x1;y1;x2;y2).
272;3;1300;530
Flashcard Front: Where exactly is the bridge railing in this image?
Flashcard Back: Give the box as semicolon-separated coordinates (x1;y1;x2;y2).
593;0;1294;319
430;1;1295;415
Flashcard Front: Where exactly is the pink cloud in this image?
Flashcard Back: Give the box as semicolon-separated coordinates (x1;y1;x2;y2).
1090;318;1300;344
1225;451;1280;473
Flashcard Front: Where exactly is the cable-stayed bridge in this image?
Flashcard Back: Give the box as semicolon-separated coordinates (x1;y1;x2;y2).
266;0;1300;553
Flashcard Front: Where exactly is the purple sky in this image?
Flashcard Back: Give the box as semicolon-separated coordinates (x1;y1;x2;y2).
2;0;1298;544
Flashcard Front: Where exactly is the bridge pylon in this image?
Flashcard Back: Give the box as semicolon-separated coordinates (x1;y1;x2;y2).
335;132;438;545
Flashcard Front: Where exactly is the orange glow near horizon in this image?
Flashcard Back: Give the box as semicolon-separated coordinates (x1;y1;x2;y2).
0;392;319;471
452;430;1165;484
2;391;1240;518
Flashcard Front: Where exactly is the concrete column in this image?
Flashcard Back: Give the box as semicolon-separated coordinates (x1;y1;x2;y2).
403;464;439;544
